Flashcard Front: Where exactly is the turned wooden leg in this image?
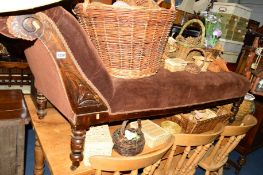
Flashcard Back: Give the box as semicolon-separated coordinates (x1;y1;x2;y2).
70;126;86;170
230;97;244;123
36;91;47;119
34;136;45;175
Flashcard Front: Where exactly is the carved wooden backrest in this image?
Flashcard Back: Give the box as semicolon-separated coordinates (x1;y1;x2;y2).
6;12;109;122
89;137;174;175
156;126;223;175
199;115;257;169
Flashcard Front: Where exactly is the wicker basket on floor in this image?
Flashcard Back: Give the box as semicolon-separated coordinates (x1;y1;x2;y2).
74;0;175;79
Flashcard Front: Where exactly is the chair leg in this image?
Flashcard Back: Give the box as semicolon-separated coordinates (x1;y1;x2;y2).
95;169;102;175
36;91;47;119
218;167;223;175
149;160;161;175
34;136;45;175
70;126;86;170
205;170;210;175
142;166;153;175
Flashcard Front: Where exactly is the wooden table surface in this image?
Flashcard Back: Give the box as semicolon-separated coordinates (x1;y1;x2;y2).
25;95;95;175
25;95;183;175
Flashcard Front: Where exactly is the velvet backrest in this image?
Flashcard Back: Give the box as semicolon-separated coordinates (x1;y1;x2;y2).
43;6;114;101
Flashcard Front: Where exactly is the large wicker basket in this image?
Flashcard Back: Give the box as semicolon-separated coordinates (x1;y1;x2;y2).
74;0;175;79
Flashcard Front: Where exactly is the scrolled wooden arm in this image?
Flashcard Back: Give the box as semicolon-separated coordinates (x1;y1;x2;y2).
7;13;108;115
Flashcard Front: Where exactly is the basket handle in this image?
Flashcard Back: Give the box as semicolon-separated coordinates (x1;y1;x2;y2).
157;0;175;10
120;120;142;138
187;48;207;69
178;19;206;46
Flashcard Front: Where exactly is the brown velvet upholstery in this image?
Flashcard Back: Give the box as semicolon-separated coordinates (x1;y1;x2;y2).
40;7;249;114
44;7;115;102
110;69;249;114
0;6;250;116
25;40;75;120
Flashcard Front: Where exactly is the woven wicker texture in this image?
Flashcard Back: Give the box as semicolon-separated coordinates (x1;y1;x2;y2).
171;109;232;134
112;120;145;156
74;0;175;78
174;19;206;60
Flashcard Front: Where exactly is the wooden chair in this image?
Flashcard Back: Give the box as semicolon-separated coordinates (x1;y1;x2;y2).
198;114;257;175
89;137;174;175
154;125;223;175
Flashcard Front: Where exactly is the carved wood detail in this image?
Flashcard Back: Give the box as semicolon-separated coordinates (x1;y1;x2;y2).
7;13;107;114
36;91;47;119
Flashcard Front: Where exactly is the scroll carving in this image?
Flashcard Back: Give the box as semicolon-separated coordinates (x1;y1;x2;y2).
7;13;107;113
64;71;102;108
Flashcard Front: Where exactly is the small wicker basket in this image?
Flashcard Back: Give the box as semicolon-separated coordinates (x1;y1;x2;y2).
112;120;145;156
174;19;206;60
74;0;175;79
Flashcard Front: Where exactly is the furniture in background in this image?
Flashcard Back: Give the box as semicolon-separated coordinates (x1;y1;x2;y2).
0;5;250;169
0;90;29;175
212;2;252;64
231;97;263;174
198;114;257;175
0;61;31;87
251;69;263;96
154;125;223;175
0;33;31;87
236;35;263;77
227;34;263;174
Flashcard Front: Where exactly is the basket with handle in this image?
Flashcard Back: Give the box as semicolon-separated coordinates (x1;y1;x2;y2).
112;120;145;156
74;0;175;79
174;19;206;60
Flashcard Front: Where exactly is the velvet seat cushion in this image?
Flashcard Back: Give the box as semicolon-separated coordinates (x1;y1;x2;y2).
44;6;250;115
108;69;250;114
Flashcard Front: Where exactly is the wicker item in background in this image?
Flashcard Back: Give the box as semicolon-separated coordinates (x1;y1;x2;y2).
224;93;255;121
74;0;175;79
112;120;145;156
171;110;233;134
174;19;206;60
161;120;182;134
